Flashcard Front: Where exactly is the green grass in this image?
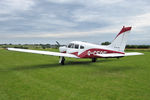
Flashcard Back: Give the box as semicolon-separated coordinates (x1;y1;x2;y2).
0;49;150;100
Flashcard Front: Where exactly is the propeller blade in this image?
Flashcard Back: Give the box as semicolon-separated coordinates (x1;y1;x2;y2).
56;41;60;47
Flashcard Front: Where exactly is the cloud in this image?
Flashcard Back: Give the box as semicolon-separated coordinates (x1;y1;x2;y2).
46;0;124;5
0;0;34;13
1;26;119;39
129;13;150;29
46;0;75;4
0;0;150;44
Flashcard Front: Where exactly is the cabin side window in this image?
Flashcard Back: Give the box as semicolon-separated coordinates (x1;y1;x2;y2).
80;45;84;49
75;44;79;49
71;44;74;48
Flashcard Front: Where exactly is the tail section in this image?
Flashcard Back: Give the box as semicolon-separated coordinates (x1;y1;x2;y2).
108;26;132;52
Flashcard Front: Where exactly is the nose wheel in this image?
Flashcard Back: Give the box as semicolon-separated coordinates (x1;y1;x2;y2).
59;57;65;65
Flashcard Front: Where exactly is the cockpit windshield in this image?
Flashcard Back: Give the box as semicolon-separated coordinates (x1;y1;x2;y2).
68;43;79;49
68;43;74;48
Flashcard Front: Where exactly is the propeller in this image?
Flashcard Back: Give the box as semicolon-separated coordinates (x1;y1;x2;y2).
56;41;60;47
56;41;67;53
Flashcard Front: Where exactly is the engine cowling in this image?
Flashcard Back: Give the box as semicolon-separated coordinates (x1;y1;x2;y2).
59;46;67;53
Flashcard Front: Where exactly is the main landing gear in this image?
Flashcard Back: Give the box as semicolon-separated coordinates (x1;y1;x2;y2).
92;58;97;62
59;57;97;65
59;57;65;65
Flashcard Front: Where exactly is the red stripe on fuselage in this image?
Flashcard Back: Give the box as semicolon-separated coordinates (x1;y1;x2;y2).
71;52;78;56
62;51;66;53
71;48;124;58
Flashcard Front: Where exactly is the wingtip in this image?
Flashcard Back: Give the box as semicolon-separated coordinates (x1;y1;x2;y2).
6;48;12;51
5;48;9;50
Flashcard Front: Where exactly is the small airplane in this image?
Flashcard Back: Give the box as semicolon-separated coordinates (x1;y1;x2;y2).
7;26;143;65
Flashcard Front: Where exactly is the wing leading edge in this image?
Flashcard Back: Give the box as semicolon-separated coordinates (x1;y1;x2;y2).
7;48;79;58
96;52;143;58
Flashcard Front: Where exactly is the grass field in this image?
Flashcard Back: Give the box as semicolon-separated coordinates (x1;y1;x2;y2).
0;49;150;100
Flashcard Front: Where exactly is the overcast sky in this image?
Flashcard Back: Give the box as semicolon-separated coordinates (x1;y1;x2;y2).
0;0;150;44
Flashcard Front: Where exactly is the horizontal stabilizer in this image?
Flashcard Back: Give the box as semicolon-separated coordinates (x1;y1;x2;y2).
125;52;144;56
96;52;143;58
96;53;124;58
7;48;79;58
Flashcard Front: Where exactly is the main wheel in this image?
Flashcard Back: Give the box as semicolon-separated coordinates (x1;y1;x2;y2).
92;58;97;62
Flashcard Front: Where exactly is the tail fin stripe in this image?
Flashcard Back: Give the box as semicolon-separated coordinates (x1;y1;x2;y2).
108;26;132;52
115;26;132;39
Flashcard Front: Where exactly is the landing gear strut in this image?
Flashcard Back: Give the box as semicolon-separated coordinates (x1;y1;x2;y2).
92;58;97;62
59;57;65;65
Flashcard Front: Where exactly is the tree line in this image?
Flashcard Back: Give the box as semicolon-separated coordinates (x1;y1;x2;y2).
101;41;150;49
0;44;63;49
0;43;150;49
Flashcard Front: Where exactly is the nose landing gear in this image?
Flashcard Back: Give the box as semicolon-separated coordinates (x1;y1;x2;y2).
59;57;65;65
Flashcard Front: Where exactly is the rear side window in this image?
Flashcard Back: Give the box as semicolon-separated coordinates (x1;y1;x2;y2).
75;44;79;49
80;45;84;49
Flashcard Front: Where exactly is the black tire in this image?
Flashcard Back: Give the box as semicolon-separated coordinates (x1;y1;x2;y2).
92;58;97;62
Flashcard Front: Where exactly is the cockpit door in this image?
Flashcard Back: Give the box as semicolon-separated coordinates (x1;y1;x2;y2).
78;45;85;56
67;43;79;55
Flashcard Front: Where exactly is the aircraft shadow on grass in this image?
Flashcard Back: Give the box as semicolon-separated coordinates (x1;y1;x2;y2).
3;59;112;71
9;61;94;71
4;59;134;72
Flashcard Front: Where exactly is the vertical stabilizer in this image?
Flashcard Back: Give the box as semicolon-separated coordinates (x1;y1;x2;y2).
108;26;132;52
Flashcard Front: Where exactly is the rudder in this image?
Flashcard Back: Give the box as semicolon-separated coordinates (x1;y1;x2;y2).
108;26;132;52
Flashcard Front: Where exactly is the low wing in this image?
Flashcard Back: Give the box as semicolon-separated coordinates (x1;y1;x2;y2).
96;52;143;58
7;48;79;58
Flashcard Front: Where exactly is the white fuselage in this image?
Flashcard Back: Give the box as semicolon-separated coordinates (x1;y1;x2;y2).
59;41;124;58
